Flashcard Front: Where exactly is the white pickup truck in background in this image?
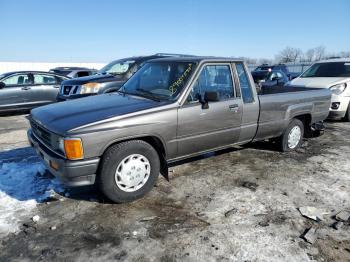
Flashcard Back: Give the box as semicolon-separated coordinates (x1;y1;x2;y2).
288;59;350;121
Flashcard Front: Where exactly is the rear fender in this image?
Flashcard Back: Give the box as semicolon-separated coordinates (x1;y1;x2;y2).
284;102;313;123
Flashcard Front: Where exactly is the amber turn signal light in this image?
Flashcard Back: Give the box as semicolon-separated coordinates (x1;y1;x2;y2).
64;139;84;160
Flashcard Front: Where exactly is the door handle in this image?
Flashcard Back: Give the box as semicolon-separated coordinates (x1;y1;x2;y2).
21;87;31;90
229;104;239;112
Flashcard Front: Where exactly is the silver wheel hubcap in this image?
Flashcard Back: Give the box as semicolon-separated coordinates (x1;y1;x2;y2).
115;154;151;192
288;126;301;149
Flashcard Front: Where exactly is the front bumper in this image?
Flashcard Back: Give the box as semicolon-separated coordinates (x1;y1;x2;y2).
28;129;99;187
327;94;350;119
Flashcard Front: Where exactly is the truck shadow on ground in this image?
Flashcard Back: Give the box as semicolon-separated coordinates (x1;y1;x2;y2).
168;147;244;168
0;147;54;202
0;146;100;203
242;140;280;152
0;144;274;204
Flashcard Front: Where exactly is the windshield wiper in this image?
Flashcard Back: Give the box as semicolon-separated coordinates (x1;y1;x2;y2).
117;89;161;102
135;88;163;102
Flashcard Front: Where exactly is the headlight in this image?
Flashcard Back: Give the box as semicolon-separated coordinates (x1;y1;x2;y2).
330;83;347;95
58;137;84;160
79;83;102;94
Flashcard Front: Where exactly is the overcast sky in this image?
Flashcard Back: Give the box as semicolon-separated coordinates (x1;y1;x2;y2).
1;0;349;62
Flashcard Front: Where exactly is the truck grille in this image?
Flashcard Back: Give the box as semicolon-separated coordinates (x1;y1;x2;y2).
62;85;73;95
61;85;80;95
30;120;52;148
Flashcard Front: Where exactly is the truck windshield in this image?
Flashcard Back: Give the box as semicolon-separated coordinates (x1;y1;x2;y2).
99;60;136;75
121;61;196;101
301;62;350;77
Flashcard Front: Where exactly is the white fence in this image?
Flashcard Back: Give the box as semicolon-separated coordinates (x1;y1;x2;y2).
0;62;106;74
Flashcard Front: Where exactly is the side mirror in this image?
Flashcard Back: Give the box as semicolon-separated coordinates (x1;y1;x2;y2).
0;82;5;89
199;91;220;109
204;91;220;102
271;76;279;81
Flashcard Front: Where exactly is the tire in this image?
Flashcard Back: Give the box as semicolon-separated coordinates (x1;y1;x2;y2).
98;140;160;203
342;103;350;122
278;119;304;152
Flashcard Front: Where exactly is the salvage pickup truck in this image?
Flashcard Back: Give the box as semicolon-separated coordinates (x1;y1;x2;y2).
28;57;331;203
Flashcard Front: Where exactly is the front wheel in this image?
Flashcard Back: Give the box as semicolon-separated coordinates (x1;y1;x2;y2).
278;119;304;152
98;140;160;203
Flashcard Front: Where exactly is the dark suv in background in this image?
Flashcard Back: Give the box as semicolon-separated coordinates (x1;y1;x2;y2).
57;53;190;101
50;67;98;78
253;64;300;80
252;69;290;88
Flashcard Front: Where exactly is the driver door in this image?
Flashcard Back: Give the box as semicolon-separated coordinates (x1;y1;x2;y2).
176;64;243;157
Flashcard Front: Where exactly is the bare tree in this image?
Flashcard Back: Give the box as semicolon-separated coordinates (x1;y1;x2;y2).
314;46;326;61
233;46;348;65
338;51;350;58
257;58;273;65
304;48;316;62
238;57;257;65
276;47;303;63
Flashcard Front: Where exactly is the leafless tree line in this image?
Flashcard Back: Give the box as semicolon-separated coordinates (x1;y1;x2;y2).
238;46;350;65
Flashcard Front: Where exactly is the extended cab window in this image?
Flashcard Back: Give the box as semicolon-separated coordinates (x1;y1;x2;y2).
188;65;234;102
235;63;254;103
2;74;33;86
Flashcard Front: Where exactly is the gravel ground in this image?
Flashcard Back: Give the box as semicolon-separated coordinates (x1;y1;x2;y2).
0;114;349;262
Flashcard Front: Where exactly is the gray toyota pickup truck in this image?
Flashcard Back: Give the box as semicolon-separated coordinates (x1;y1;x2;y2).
28;57;331;203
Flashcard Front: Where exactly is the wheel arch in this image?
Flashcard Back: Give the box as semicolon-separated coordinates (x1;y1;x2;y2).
293;113;312;137
99;135;169;180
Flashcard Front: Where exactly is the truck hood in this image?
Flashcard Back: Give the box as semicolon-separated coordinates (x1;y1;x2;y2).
62;73;126;85
289;77;350;88
30;93;165;135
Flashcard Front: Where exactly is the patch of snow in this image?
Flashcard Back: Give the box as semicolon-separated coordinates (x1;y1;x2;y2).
32;215;40;223
0;161;63;237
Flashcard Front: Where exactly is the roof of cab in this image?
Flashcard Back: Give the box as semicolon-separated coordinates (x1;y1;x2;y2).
316;58;350;63
148;56;245;63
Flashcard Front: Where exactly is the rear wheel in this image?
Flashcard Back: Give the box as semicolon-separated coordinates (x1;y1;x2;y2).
98;140;160;203
342;103;350;122
279;119;304;152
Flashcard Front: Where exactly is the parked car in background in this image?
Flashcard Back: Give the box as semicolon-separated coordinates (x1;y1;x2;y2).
57;53;190;101
254;64;300;80
288;59;350;121
28;57;330;203
252;69;289;88
50;67;98;78
0;71;69;113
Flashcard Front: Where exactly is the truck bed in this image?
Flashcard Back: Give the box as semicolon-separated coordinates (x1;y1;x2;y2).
254;86;331;141
258;85;320;95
